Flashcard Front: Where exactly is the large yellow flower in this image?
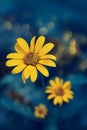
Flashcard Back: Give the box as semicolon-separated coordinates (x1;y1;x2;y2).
34;104;48;119
6;36;56;83
45;77;74;106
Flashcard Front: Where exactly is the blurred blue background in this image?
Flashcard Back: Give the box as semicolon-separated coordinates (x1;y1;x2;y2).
0;0;87;130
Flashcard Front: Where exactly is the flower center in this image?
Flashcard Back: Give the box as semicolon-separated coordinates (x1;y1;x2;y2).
55;87;64;96
24;52;39;66
38;109;44;114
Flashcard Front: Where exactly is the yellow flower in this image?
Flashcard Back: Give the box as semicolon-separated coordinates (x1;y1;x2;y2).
6;36;56;83
34;104;48;119
45;77;74;106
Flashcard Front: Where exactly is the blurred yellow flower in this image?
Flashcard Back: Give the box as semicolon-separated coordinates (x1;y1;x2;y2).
6;36;56;83
34;104;48;119
45;77;74;106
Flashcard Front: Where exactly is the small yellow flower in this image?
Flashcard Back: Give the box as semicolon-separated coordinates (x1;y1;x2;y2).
34;104;48;119
6;36;56;83
45;77;74;106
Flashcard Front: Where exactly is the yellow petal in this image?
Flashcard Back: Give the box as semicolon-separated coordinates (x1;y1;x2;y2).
63;81;71;90
63;96;69;103
47;94;55;100
6;53;25;59
15;42;26;54
22;71;26;84
30;36;36;51
59;79;63;85
30;66;38;82
45;89;54;93
39;59;56;67
53;96;63;105
46;86;52;89
35;36;45;52
46;87;55;90
15;37;29;53
57;97;63;106
6;60;23;67
11;64;26;74
56;78;63;86
55;77;60;84
36;64;49;77
23;65;31;79
39;43;54;56
67;94;73;99
39;54;57;60
49;80;55;86
53;97;58;105
65;90;74;95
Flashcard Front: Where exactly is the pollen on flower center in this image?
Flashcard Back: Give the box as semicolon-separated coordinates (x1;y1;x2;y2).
55;87;64;96
24;52;39;65
38;109;44;114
